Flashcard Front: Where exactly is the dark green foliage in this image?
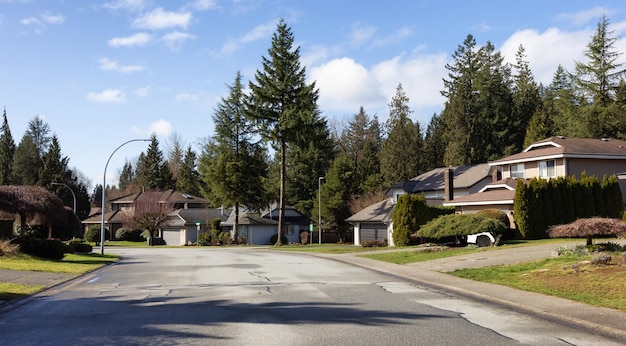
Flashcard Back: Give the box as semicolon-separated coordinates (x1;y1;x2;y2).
391;194;433;247
514;174;623;239
11;236;66;260
0;109;15;185
115;228;143;242
175;146;201;196
380;83;424;186
67;240;93;253
270;233;288;245
85;225;103;245
314;156;354;243
477;209;510;228
136;134;174;190
418;214;506;239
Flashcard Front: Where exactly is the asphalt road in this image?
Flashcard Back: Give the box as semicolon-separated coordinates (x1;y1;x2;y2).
0;247;622;345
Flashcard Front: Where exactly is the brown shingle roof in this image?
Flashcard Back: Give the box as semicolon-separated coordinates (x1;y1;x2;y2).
490;137;626;165
346;198;394;223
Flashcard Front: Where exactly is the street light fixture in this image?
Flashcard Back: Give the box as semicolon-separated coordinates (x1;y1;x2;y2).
100;139;150;255
51;182;76;213
318;176;324;245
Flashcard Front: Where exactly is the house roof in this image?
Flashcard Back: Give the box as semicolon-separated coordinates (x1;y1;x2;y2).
108;190;210;205
405;163;494;193
222;205;310;226
346;198;395;223
489;136;626;166
443;188;516;207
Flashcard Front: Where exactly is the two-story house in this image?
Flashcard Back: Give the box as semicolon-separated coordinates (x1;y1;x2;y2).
444;136;626;220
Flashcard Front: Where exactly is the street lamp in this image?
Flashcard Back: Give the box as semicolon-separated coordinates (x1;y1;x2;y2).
100;139;150;255
318;176;324;245
52;182;76;213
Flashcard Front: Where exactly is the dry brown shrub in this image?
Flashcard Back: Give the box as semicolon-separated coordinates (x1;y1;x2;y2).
548;217;626;245
0;239;20;256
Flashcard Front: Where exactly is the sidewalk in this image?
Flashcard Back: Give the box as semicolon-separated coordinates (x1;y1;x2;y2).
314;241;626;343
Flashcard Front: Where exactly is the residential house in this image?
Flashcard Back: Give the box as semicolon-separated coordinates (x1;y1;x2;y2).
444;136;626;219
347;163;499;246
222;205;312;245
82;190;230;245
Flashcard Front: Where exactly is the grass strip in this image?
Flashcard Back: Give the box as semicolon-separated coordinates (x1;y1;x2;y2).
0;282;45;301
0;253;118;274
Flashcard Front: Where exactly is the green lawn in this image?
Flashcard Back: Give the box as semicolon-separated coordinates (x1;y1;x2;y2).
0;253;119;274
0;282;44;301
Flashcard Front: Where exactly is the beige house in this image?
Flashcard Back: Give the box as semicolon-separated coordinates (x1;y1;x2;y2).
444;136;626;217
348;163;500;246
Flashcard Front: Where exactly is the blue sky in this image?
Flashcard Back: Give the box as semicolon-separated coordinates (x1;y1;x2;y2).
1;0;625;191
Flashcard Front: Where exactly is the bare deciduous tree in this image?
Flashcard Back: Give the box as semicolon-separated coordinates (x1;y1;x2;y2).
122;191;175;242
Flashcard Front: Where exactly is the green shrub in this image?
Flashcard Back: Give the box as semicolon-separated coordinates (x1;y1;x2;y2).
115;228;143;242
361;239;386;248
270;233;288;245
85;226;103;245
477;209;510;228
68;240;93;253
418;214;506;240
11;236;66;260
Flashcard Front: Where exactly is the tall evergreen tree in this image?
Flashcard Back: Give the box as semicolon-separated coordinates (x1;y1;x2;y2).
339;107;382;194
575;15;626;138
166;132;185;181
176;146;201;196
136;134;173;190
441;34;480;166
0;109;15;185
246;19;322;245
510;45;541;154
423;113;446;171
118;161;135;192
12;135;40;185
313;156;354;243
380;83;423;186
26;115;51;160
39;135;68;187
203;72;269;242
545;65;585;137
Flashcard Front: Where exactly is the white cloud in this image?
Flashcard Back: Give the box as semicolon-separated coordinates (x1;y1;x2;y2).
310;53;448;123
41;13;64;24
192;0;217;11
161;31;196;51
222;20;276;54
175;92;199;102
108;32;151;47
103;0;145;11
556;6;615;26
350;22;377;46
132;119;172;136
499;27;591;85
99;58;145;73
20;17;40;26
87;89;126;103
134;85;151;97
132;7;191;30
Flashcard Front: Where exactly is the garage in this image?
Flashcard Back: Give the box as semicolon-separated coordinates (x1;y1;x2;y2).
359;223;388;243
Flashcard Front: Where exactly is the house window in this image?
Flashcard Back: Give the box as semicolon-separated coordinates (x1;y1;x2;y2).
510;163;525;178
539;160;556;178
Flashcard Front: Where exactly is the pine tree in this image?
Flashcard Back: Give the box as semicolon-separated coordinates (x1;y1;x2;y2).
26;115;51;160
39;135;68;187
203;72;269;242
423;113;446;171
575;16;626;138
313;156;354;243
176;146;201;196
510;45;541;154
12;135;40;185
380;83;423;186
246;19;322;245
339;107;382;194
0;109;16;185
166;132;185;181
118;161;135;192
136;134;173;190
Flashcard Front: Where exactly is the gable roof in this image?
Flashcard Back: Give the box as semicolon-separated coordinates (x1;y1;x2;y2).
222;205;311;226
443;178;520;207
346;198;395;223
108;190;209;206
489;137;626;166
405;163;494;193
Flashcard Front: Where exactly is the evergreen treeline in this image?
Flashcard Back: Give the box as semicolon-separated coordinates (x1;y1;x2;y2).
2;16;625;237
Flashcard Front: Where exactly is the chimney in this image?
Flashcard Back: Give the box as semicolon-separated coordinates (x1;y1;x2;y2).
444;168;454;202
492;169;502;182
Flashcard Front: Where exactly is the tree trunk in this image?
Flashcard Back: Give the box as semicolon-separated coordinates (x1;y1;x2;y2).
277;138;286;246
586;236;593;246
232;203;239;244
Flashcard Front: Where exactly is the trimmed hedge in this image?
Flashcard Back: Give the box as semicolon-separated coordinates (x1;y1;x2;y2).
11;236;66;260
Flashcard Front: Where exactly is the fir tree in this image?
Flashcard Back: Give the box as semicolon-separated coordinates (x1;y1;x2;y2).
176;146;201;196
0;109;15;185
246;19;322;245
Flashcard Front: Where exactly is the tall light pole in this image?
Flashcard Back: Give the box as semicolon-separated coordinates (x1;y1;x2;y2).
101;139;150;255
52;182;76;213
318;176;324;245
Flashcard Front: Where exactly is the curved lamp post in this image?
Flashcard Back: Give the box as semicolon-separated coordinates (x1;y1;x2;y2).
101;139;150;255
52;182;76;213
